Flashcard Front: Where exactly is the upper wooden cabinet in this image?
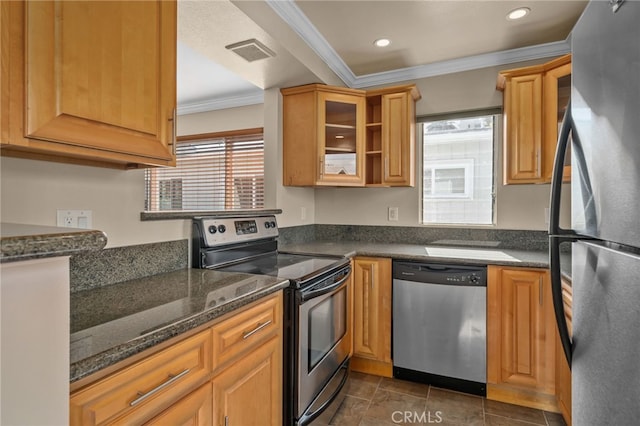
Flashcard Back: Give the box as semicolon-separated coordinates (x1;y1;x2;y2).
282;83;420;187
498;54;571;184
0;0;176;169
487;266;557;412
365;85;421;186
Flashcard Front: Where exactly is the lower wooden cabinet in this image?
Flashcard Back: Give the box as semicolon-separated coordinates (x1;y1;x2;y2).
212;337;282;426
351;257;392;377
70;292;282;426
487;266;557;411
555;278;573;425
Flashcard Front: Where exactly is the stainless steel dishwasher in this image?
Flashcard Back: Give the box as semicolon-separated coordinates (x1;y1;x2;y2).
393;261;487;396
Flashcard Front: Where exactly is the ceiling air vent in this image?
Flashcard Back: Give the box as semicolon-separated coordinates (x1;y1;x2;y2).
225;39;276;62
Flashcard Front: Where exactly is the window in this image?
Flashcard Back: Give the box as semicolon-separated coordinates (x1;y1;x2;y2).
422;114;496;225
145;129;264;211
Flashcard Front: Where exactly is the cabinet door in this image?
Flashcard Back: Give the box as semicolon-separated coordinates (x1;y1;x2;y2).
381;91;414;186
543;61;572;182
23;1;176;166
487;267;556;408
317;91;365;186
352;257;392;375
212;337;282;426
503;74;543;183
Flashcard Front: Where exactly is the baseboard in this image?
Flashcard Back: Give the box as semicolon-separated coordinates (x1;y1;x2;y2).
350;356;393;377
487;383;560;413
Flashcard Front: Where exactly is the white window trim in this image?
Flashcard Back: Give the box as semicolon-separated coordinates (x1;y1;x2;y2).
424;159;474;199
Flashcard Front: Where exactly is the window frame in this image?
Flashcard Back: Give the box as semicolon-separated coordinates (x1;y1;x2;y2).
418;110;499;227
144;127;265;212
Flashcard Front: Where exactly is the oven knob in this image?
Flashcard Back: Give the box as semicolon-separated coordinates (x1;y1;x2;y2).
269;221;277;228
217;225;226;233
208;225;217;234
264;221;271;229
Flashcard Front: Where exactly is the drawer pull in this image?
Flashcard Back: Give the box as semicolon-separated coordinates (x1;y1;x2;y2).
242;320;272;340
129;368;190;407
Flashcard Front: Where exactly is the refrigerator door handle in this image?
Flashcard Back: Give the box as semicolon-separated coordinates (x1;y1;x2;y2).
549;101;576;237
549;102;577;367
550;235;573;367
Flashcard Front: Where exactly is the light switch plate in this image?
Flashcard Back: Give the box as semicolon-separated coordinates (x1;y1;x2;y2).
388;207;399;221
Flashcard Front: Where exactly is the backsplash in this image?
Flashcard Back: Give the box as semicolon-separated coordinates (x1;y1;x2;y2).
280;225;548;251
70;239;188;292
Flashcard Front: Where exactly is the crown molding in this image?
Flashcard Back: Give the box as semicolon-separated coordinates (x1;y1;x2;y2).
352;39;571;88
265;0;356;86
177;91;264;115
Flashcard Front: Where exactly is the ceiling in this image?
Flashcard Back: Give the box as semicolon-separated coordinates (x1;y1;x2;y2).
177;0;588;115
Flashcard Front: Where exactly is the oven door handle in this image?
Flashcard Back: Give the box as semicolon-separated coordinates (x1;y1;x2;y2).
300;269;350;302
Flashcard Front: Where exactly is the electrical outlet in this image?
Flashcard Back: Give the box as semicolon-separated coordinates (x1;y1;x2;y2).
388;207;399;221
57;210;92;229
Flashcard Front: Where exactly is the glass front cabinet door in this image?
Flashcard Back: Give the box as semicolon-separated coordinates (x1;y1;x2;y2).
317;91;366;185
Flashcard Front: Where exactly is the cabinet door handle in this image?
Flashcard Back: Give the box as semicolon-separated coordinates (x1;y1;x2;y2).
169;108;177;157
539;276;543;306
384;157;389;179
224;415;229;426
242;320;272;340
536;149;541;177
319;158;325;178
129;368;190;407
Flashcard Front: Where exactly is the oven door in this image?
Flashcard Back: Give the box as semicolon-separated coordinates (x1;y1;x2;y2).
297;270;351;423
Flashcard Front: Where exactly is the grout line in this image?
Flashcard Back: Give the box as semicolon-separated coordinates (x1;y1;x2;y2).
484;412;548;426
356;376;382;426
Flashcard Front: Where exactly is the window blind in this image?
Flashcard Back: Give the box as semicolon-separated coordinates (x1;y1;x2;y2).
145;130;264;211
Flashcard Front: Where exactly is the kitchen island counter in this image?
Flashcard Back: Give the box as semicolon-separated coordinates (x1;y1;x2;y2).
70;268;288;383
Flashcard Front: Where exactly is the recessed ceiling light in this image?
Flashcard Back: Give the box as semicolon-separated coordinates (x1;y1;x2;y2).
374;38;391;48
507;7;530;20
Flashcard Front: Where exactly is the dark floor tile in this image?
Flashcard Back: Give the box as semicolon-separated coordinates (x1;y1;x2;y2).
544;411;567;426
345;371;382;400
358;416;398;426
425;387;484;425
484;399;547;425
364;388;427;423
328;395;370;426
379;377;430;398
485;413;543;425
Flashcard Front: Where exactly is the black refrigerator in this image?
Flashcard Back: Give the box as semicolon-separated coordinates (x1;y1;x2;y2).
549;1;640;425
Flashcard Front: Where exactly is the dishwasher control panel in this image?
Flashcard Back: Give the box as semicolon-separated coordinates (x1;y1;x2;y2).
393;261;487;286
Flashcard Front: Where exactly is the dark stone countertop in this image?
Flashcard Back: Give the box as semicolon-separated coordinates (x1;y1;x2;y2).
279;241;552;268
1;223;107;263
70;268;289;383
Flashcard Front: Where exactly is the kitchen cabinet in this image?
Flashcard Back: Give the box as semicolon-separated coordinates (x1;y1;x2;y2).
365;85;421;186
0;0;176;169
498;54;571;184
212;337;281;426
70;292;282;426
351;257;392;377
211;292;283;426
555;277;572;425
282;84;366;186
282;83;420;187
487;266;557;412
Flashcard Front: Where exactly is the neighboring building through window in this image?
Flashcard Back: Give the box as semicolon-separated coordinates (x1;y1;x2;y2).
422;115;496;225
145;129;264;211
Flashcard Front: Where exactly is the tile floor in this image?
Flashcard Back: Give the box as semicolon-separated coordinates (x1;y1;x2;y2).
316;372;566;426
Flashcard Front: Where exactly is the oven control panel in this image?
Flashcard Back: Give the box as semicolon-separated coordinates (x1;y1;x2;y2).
195;215;278;247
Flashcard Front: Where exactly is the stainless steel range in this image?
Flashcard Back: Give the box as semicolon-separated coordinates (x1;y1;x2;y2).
192;215;352;426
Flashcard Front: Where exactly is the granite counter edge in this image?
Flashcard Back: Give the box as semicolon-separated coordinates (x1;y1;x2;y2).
1;229;107;263
70;280;288;383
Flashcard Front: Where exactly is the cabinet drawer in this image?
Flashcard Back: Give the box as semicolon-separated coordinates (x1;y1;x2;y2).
212;293;282;372
70;330;212;426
